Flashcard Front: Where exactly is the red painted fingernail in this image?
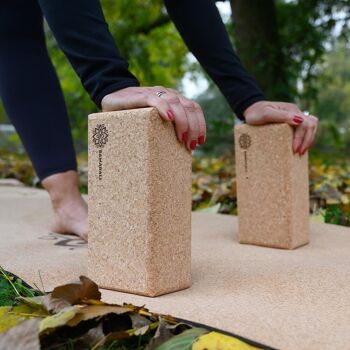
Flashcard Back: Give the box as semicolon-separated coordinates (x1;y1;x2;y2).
167;110;174;121
198;135;205;145
190;140;197;150
293;115;304;124
182;132;188;142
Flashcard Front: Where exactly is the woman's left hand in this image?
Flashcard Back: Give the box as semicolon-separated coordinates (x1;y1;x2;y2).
243;101;319;155
101;86;206;152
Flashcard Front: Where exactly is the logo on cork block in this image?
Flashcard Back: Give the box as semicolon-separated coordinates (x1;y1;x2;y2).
92;124;109;148
92;124;108;181
239;133;252;150
238;133;251;175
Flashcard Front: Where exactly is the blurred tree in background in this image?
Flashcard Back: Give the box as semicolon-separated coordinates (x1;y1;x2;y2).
198;0;350;154
0;0;349;155
311;41;350;155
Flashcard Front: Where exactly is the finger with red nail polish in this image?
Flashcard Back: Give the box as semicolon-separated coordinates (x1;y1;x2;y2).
293;115;304;124
190;140;197;150
167;110;174;121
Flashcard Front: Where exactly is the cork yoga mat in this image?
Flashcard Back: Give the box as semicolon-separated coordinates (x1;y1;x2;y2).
1;186;350;350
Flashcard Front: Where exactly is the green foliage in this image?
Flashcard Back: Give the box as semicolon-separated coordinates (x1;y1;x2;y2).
325;206;350;226
1;0;349;160
311;42;350;154
195;82;235;155
0;268;39;307
194;1;350;155
257;0;350;103
101;0;187;85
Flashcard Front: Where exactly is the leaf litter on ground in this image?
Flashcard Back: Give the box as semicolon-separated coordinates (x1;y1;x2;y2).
192;153;350;227
0;270;266;350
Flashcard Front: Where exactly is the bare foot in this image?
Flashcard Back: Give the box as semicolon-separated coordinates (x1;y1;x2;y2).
50;196;88;241
42;170;88;241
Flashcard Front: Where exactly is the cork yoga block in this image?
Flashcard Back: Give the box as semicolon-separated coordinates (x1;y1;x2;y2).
88;107;192;296
234;123;310;249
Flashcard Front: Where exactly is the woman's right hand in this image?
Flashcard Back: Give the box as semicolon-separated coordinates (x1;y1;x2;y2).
243;101;319;155
101;86;207;152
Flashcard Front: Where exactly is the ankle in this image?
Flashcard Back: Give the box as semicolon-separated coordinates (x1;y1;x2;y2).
42;170;82;209
50;190;82;210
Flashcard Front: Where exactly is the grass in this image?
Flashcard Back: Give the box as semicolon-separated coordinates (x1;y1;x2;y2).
0;267;41;306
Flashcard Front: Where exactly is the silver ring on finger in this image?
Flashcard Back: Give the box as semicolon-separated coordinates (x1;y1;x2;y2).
155;91;167;98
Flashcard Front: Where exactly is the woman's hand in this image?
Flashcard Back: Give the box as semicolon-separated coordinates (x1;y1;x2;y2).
101;86;206;152
243;101;319;155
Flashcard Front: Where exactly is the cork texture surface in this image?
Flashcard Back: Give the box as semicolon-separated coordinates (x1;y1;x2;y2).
88;107;192;296
234;123;309;249
1;186;350;350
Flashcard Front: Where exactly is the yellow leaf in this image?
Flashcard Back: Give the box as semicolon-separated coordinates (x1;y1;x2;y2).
0;303;46;333
341;194;350;205
39;306;79;333
326;198;341;205
197;203;221;213
192;332;259;350
0;307;20;333
311;212;325;223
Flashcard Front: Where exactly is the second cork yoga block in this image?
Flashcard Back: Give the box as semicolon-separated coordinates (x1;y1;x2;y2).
88;107;192;296
234;123;310;249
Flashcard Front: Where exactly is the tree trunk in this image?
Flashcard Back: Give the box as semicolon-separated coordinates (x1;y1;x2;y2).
230;0;290;100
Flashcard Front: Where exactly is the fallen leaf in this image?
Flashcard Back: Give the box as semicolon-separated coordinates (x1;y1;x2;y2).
192;331;259;350
51;276;101;305
67;304;130;327
130;313;152;328
146;318;173;350
18;295;65;314
197;203;221;213
133;324;151;336
0;304;47;333
0;306;19;333
39;306;79;333
0;319;40;350
153;327;208;350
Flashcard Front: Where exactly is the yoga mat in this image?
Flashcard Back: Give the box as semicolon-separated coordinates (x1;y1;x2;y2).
0;185;349;350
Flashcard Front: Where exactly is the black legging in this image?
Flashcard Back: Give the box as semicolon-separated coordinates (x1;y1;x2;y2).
0;0;77;180
0;0;264;181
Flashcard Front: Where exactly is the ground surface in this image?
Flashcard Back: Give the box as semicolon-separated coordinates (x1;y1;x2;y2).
0;185;349;350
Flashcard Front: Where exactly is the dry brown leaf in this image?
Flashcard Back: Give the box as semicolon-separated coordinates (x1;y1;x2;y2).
130;313;152;329
146;318;173;350
51;276;101;305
